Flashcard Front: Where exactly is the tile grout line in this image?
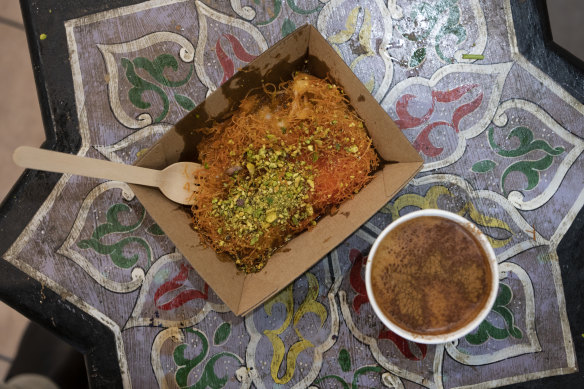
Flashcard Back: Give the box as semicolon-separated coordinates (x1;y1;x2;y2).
0;16;25;31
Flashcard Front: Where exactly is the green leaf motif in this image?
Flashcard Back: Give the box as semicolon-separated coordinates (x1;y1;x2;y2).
122;58;169;123
287;0;322;15
196;352;240;388
401;0;467;66
77;203;151;269
174;328;241;389
501;155;554;194
213;322;231;345
174;329;208;387
409;47;426;68
486;126;566;195
175;94;196;111
472;160;497;173
133;54;193;87
434;1;466;63
281;18;296;38
122;54;194;123
338;348;351;372
488;127;565;158
465;283;523;345
94;203;143;236
78;236;150;269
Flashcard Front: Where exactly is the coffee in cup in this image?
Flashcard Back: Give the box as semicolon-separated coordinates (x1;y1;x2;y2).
365;209;498;344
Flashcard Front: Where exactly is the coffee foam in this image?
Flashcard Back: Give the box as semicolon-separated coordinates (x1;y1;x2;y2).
370;216;492;336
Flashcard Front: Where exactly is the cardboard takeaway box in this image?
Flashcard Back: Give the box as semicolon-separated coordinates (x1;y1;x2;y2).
131;25;423;316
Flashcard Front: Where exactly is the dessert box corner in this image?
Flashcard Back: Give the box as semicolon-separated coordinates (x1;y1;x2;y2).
130;25;423;316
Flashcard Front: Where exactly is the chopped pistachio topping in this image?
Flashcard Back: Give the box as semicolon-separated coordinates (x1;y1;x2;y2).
209;145;315;247
193;73;380;273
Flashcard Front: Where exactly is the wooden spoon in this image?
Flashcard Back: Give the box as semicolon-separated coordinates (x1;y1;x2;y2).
13;146;201;205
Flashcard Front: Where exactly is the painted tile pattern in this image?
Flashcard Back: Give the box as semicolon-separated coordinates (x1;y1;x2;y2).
4;0;582;387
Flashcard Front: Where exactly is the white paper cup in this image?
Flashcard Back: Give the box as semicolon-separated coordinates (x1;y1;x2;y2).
365;209;498;344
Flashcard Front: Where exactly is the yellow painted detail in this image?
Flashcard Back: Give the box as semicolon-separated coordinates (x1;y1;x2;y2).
381;186;451;219
328;6;376;92
293;273;327;330
382;185;512;248
263;273;327;384
358;8;373;52
457;201;512;248
364;77;375;92
136;148;149;159
328;7;360;44
349;9;375;70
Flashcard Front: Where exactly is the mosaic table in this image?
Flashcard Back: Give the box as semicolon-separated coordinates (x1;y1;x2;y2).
2;0;583;387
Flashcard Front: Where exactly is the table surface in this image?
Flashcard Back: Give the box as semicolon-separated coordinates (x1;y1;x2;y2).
2;0;583;388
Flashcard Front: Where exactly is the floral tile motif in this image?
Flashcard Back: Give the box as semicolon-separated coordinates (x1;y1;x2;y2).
3;0;581;388
381;62;513;170
317;0;394;100
245;259;337;387
468;99;584;211
98;32;198;128
124;252;230;330
150;311;248;388
58;181;158;293
389;0;488;80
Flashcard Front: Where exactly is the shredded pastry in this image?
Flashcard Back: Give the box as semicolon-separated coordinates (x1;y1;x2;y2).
192;73;379;272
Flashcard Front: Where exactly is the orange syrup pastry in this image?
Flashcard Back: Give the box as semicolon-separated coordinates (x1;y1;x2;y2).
191;73;379;273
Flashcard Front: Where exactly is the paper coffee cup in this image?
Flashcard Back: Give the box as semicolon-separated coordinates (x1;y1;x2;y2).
365;209;499;344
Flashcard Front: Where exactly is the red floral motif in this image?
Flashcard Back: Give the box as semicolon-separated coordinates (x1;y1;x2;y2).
216;33;258;84
154;264;209;311
349;249;369;313
378;328;428;361
395;84;483;157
